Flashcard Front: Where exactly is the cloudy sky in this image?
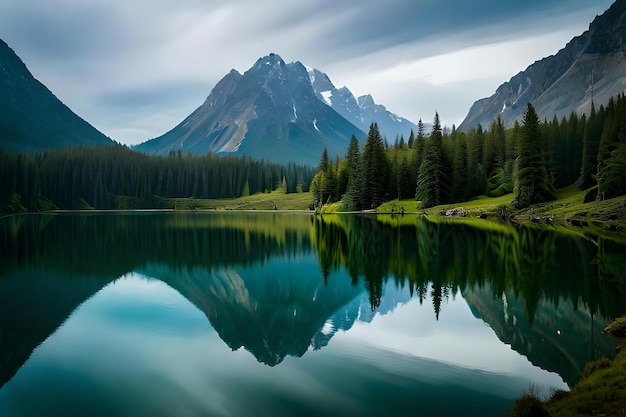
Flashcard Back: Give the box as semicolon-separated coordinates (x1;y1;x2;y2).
0;0;615;145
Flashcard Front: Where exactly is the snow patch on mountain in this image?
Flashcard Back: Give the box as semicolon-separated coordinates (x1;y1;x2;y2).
320;91;332;106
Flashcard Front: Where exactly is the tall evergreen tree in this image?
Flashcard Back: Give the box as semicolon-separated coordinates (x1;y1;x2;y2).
513;103;556;208
407;129;415;149
451;133;468;201
362;123;389;208
319;146;329;173
413;119;426;168
343;135;363;210
597;94;626;199
416;112;444;208
580;103;603;188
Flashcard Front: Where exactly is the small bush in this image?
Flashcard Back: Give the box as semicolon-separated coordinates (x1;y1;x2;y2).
547;389;570;403
581;357;611;379
510;394;551;417
496;204;510;219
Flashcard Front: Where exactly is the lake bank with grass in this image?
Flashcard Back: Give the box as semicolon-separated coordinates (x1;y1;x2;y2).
502;317;626;417
159;186;626;242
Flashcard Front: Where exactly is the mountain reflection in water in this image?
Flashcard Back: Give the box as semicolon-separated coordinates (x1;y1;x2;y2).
1;212;625;416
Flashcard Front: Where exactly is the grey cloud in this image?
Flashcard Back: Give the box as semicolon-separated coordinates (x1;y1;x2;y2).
0;0;616;144
95;81;210;112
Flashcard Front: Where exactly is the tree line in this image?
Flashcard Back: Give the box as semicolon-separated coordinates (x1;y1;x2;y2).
0;145;316;211
311;93;626;210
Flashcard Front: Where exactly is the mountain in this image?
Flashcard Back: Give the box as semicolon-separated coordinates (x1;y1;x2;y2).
307;68;417;140
136;53;366;166
0;39;114;152
459;0;626;131
463;283;615;385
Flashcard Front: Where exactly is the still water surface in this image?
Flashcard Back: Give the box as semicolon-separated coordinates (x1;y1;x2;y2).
1;212;624;416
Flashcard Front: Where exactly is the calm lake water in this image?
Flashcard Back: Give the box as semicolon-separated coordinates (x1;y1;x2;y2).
1;212;625;416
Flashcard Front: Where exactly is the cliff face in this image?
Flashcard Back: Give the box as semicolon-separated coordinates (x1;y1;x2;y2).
459;0;626;131
136;54;365;165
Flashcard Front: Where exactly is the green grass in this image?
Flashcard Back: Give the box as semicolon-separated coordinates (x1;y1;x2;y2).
502;320;626;417
376;194;514;215
510;187;626;242
373;189;626;243
166;191;313;211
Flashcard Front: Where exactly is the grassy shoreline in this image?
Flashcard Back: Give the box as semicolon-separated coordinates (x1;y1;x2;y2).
502;318;626;417
4;187;626;243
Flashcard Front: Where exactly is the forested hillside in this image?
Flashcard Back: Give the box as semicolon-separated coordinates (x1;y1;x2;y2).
0;146;315;211
312;94;626;210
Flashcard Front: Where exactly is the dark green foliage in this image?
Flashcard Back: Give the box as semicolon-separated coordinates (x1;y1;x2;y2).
451;132;468;201
309;94;626;210
580;103;604;188
407;129;415;149
551;112;584;187
396;156;413;200
465;125;488;197
0;145;315;211
513;103;556;208
413;119;426;173
598;94;626;199
312;214;626;332
598;143;626;199
484;116;506;179
509;394;551;417
342;136;363;211
416;113;444;208
318;147;329;172
362;123;390;208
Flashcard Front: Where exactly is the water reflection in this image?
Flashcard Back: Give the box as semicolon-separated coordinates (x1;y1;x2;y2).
312;214;626;383
1;211;625;397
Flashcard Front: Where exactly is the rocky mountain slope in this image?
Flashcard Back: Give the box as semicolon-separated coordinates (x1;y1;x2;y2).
136;53;366;165
307;68;417;140
0;39;114;152
136;53;420;165
459;0;626;131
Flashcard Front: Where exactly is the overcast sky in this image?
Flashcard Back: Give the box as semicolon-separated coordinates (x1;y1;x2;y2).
0;0;615;145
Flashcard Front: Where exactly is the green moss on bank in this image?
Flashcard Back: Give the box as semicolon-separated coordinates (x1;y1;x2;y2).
501;317;626;417
373;188;626;243
166;190;313;211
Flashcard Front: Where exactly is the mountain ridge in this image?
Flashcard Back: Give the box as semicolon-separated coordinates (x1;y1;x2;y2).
307;67;417;140
0;38;115;152
136;53;420;165
136;53;365;165
459;0;626;131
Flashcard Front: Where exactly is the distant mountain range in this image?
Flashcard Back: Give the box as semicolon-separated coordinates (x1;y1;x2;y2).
307;67;417;141
135;54;417;165
0;39;114;152
459;0;626;131
2;0;624;163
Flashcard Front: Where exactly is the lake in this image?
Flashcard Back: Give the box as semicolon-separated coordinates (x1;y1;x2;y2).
1;212;625;416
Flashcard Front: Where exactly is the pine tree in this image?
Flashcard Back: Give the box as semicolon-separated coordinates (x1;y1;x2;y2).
396;156;413;200
413;119;426;168
343;135;363;210
513;103;555;208
580;103;603;188
362;123;389;208
407;129;415;149
319;147;329;173
451;133;468;201
416;112;444;208
598;94;626;199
